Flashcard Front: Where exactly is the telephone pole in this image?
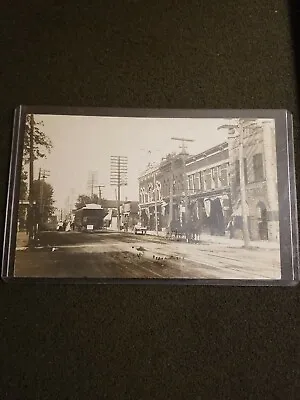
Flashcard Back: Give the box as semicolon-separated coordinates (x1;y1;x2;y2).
110;156;128;231
171;137;195;230
87;171;98;197
28;114;35;242
95;185;105;204
38;168;50;224
218;119;255;247
238;125;250;247
153;172;158;235
168;159;174;232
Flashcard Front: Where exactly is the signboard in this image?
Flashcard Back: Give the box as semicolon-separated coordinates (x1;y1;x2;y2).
87;224;94;230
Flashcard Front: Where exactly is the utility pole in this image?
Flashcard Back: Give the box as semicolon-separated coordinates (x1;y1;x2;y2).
238;125;250;247
28;114;35;242
168;159;174;232
153;172;158;235
110;156;128;231
95;185;105;204
38;168;50;225
88;171;98;197
218;119;255;248
171;137;195;229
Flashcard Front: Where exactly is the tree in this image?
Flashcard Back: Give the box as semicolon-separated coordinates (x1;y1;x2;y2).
18;170;29;230
23;114;53;163
75;194;100;209
19;170;28;201
32;179;56;223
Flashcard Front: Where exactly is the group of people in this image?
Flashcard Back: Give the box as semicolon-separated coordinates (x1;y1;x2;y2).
56;220;75;232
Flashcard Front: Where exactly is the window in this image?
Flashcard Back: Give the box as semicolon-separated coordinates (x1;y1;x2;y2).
218;164;228;187
195;172;200;190
211;167;218;189
140;188;146;204
188;175;192;192
199;171;204;191
188;174;195;193
191;174;195;192
148;184;153;202
156;182;161;201
204;169;212;191
253;153;264;181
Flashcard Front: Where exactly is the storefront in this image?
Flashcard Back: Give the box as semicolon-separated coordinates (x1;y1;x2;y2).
189;192;231;236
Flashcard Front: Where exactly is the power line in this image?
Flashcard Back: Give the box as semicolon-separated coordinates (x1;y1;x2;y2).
87;171;98;197
171;137;195;241
95;185;105;203
110;156;128;230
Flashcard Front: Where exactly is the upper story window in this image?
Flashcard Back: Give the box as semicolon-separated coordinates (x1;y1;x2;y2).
218;163;229;187
204;169;212;191
253;153;264;182
211;167;218;189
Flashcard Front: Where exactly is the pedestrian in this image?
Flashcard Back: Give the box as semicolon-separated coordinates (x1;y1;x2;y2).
226;218;234;239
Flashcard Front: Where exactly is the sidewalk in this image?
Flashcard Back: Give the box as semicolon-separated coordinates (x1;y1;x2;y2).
16;231;29;249
200;233;279;250
145;230;279;250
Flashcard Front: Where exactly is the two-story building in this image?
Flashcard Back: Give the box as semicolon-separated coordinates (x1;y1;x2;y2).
185;142;231;236
138;153;185;231
138;146;230;236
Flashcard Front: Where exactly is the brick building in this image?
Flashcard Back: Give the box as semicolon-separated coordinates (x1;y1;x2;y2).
185;142;231;236
138;119;279;242
228;119;279;241
138;153;185;232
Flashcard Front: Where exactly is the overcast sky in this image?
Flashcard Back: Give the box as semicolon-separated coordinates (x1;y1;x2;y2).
27;114;231;210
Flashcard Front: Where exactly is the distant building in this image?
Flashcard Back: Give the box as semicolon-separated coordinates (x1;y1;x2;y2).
121;200;139;231
101;199;122;228
101;199;124;209
228;120;279;241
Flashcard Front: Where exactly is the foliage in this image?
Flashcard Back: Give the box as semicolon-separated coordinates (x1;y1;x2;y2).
32;179;56;222
18;170;28;229
23;114;53;163
75;194;101;209
19;170;28;200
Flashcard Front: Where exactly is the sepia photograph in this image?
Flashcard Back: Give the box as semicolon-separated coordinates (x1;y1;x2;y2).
5;107;291;283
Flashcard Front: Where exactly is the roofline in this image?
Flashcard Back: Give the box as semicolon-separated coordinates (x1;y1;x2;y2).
138;141;229;179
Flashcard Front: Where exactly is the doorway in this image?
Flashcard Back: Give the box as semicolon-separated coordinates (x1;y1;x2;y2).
257;202;268;240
